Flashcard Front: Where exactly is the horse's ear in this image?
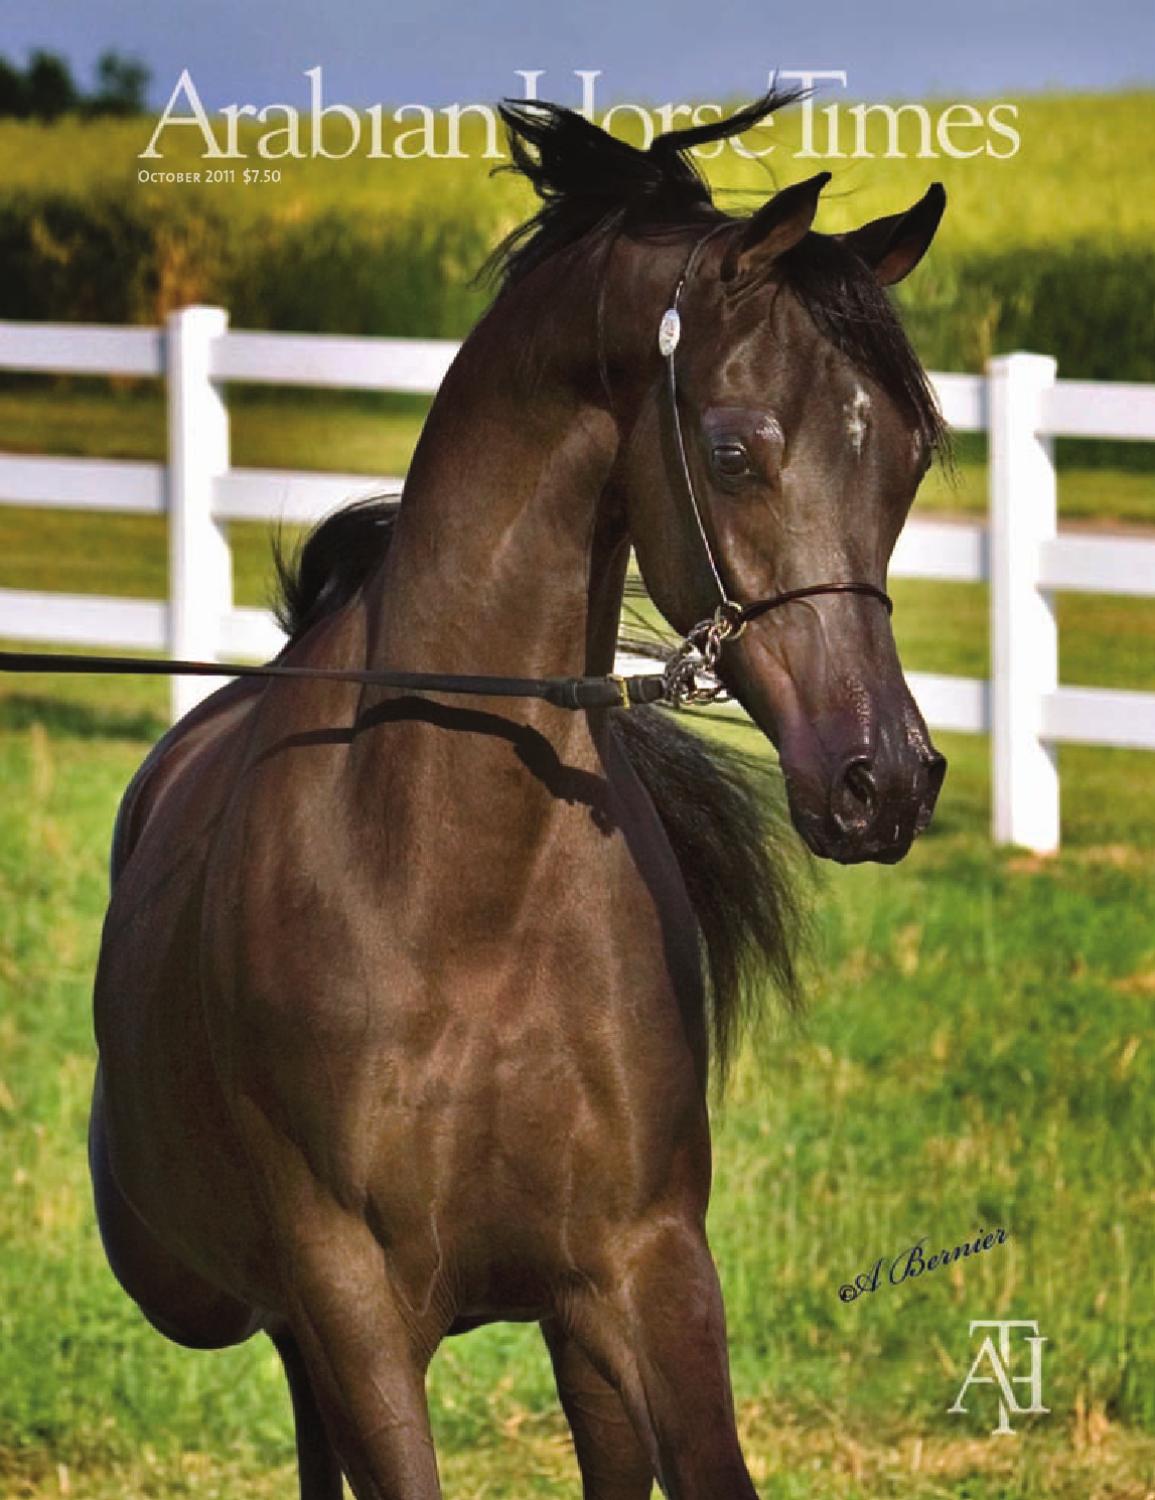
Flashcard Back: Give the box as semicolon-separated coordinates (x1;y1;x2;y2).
721;172;831;282
840;183;946;286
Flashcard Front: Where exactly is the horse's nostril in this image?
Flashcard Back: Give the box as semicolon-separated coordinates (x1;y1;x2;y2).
831;756;877;835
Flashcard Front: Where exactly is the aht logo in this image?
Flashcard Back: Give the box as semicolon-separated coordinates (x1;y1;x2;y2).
948;1320;1049;1435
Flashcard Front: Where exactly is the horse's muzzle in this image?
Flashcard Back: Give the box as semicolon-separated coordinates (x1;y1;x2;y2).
807;742;947;864
721;604;948;864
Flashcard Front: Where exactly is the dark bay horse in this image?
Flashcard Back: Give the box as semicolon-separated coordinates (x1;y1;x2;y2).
90;92;947;1498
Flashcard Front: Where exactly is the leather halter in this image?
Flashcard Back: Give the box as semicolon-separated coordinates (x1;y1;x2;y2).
655;224;892;705
0;228;892;713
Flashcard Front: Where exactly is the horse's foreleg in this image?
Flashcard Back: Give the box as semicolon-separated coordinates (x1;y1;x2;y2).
277;1223;445;1500
270;1325;345;1500
541;1318;654;1499
568;1223;757;1500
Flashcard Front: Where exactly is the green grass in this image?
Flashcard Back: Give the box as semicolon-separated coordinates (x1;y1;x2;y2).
3;678;1155;1497
3;514;1155;1498
0;383;429;475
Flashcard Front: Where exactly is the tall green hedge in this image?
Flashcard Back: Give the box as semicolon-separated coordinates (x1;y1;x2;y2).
0;191;493;339
1;189;1151;381
896;242;1155;382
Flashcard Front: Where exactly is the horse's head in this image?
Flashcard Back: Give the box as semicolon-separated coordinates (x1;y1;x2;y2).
616;185;947;865
497;94;948;864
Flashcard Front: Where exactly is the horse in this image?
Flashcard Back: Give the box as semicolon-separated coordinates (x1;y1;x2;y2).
89;91;948;1498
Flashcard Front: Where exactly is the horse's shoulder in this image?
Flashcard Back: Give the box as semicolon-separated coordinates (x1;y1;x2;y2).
109;677;263;885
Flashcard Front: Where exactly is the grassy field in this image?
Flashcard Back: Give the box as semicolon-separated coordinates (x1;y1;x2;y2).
1;402;1155;1497
3;616;1155;1498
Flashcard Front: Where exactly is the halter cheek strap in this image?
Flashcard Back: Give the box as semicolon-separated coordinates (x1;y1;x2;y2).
656;225;893;707
659;222;735;606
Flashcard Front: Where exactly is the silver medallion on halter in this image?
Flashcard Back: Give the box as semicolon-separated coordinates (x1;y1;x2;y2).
658;308;681;358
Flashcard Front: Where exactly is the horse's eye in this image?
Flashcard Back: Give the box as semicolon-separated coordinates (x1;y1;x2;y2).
711;442;752;479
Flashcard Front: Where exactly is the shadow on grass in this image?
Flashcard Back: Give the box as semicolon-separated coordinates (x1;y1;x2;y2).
0;694;164;742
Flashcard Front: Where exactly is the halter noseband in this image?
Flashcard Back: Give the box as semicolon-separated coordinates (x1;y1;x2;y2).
656;225;893;706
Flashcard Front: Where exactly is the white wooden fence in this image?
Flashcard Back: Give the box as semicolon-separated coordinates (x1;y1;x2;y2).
2;307;1155;853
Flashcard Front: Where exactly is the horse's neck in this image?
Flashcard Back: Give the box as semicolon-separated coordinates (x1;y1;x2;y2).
337;297;631;887
365;299;625;693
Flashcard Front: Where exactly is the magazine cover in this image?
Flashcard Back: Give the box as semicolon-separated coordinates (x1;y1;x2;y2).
1;3;1152;1497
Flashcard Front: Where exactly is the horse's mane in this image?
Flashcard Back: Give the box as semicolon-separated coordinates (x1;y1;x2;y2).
487;92;947;452
272;498;809;1084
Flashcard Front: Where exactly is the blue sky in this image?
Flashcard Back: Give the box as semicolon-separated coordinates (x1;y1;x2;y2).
6;0;1154;108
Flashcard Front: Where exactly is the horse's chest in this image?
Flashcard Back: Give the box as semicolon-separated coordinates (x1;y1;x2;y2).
351;1011;708;1297
211;769;709;1287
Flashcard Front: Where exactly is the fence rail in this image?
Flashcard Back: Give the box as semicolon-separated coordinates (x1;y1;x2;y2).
2;308;1154;853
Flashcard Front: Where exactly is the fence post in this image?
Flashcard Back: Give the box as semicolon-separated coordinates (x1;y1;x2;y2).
166;305;232;722
987;351;1060;853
